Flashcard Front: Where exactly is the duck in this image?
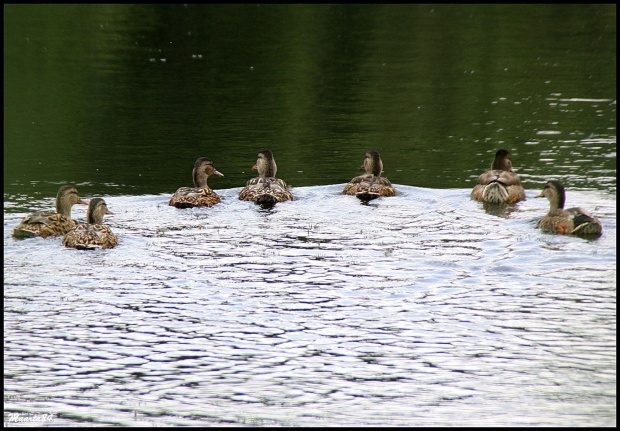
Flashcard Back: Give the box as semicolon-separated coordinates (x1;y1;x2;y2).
238;150;293;206
535;180;602;237
470;149;526;204
169;157;224;208
343;150;396;200
62;198;118;249
12;185;88;239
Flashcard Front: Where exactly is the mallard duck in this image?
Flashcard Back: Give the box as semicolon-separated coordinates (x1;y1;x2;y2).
12;185;87;239
471;149;526;204
238;150;293;206
169;157;224;208
62;198;118;249
343;150;396;200
536;180;602;237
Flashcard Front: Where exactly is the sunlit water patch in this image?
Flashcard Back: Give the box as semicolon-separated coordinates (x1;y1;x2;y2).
4;184;616;426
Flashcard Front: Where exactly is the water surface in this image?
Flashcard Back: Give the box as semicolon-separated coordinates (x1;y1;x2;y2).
4;4;616;427
4;186;617;426
3;4;616;196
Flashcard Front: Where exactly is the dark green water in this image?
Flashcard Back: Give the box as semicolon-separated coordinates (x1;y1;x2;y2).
4;4;616;202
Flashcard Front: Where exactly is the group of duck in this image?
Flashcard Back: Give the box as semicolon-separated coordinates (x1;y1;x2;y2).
168;149;395;209
470;149;602;237
11;148;603;250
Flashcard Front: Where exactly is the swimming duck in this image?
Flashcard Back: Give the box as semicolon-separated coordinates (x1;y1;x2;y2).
471;149;526;204
62;198;118;249
169;157;224;208
536;180;602;237
343;151;396;200
238;150;293;206
12;185;88;239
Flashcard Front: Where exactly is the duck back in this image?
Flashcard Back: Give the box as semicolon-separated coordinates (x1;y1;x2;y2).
169;186;221;208
238;177;293;205
13;213;77;238
343;174;395;200
63;223;118;249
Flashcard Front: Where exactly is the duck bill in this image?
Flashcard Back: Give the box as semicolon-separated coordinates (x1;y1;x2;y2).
534;192;544;198
106;211;115;215
213;170;224;177
358;165;365;170
251;165;258;170
77;199;88;205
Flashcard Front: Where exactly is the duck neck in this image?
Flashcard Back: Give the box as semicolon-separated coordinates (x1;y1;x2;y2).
492;158;512;171
259;161;277;179
88;209;104;225
553;192;565;211
367;159;382;177
56;195;73;218
546;193;565;212
193;167;208;188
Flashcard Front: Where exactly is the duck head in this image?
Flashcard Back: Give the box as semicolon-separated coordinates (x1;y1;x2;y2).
87;198;114;224
491;149;513;171
359;151;383;177
193;157;224;188
56;185;87;218
536;180;566;211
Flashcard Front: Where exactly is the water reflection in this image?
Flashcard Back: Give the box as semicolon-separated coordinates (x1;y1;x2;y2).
481;201;523;218
3;4;616;198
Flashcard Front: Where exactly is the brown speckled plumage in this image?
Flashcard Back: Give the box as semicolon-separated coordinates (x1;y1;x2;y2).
13;185;87;239
238;150;293;205
343;151;396;200
63;198;118;249
471;149;525;204
169;157;224;208
536;180;602;237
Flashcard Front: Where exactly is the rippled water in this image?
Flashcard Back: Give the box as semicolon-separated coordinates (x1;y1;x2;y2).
4;185;616;426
